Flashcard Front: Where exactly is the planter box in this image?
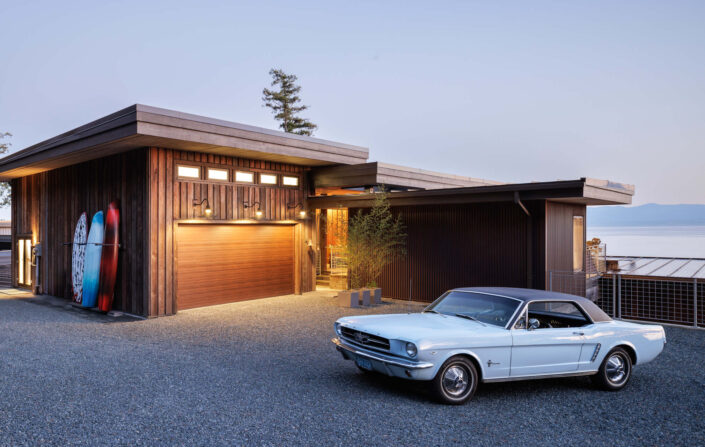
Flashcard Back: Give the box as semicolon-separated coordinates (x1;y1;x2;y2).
359;288;371;306
337;290;360;308
369;287;382;305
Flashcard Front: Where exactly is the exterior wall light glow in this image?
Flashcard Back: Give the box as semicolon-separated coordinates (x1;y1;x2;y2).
244;200;263;219
193;198;212;217
287;202;307;219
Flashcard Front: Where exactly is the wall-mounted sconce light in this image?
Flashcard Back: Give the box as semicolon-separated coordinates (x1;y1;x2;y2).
244;201;263;219
193;198;212;217
287;202;307;219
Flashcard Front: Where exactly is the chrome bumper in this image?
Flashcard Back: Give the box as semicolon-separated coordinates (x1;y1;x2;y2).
332;337;434;370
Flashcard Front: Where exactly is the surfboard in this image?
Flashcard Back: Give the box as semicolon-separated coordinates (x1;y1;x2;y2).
81;211;104;308
98;201;120;312
71;212;88;304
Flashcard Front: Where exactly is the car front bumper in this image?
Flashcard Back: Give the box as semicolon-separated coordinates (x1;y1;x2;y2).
332;337;436;380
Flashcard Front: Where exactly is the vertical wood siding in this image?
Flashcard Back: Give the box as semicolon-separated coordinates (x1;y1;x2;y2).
10;150;148;315
147;148;316;317
545;201;587;274
371;202;545;302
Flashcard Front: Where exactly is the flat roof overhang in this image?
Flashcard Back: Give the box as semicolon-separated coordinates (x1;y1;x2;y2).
0;104;369;180
308;177;634;208
312;162;504;190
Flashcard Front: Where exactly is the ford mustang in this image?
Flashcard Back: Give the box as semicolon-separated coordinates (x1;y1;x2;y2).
332;287;665;404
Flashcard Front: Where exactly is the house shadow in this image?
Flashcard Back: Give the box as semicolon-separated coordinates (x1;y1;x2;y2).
0;294;142;324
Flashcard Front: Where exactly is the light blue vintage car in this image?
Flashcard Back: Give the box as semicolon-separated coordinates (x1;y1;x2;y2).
333;287;666;404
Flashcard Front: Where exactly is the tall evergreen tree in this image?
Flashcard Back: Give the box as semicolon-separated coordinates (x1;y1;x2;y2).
262;69;317;136
0;132;11;207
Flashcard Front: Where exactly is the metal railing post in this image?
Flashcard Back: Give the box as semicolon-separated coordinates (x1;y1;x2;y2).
694;278;698;328
616;275;621;319
612;274;617;317
549;271;553;291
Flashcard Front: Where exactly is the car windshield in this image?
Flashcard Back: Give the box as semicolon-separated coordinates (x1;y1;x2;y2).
425;291;521;327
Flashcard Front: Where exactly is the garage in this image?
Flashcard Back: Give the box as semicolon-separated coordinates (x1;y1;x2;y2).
176;224;295;310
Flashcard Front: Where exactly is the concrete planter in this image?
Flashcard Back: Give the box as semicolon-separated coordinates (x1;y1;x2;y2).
359;288;371;306
369;287;382;305
337;290;360;308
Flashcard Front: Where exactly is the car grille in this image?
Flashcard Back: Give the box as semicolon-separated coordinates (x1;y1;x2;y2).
340;326;390;351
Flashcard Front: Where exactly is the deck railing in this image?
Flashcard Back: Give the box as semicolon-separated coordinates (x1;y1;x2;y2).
549;270;703;329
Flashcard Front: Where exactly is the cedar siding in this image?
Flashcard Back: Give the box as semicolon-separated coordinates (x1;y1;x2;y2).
10;147;317;317
146;148;316;317
11;149;148;315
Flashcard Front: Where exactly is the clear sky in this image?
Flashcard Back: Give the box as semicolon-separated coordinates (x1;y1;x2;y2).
1;0;703;218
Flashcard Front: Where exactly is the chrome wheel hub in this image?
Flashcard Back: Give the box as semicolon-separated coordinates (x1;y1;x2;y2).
442;365;469;396
606;354;627;384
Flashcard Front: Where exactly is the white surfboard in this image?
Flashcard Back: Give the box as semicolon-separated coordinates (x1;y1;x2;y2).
71;212;87;303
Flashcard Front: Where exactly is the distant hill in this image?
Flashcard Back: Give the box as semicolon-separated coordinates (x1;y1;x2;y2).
588;203;705;226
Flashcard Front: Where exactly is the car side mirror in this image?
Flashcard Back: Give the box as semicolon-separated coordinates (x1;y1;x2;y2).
528;318;540;331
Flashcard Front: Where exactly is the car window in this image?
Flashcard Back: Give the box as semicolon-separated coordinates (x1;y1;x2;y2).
426;291;521;327
527;301;589;329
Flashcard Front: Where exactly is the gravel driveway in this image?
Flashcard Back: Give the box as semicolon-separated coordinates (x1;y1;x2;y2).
0;290;703;446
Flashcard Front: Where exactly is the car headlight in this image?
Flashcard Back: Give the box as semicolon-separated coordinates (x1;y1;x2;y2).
406;342;417;358
334;323;342;336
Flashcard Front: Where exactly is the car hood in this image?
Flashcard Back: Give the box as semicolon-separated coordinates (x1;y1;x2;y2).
337;312;502;341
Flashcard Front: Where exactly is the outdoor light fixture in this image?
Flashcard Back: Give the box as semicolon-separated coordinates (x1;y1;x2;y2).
287;202;307;219
193;198;212;217
244;200;263;219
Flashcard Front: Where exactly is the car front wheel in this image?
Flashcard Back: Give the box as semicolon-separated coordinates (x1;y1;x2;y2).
430;356;478;404
592;347;632;391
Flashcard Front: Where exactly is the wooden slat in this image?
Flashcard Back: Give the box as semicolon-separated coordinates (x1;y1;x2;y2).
176;224;295;309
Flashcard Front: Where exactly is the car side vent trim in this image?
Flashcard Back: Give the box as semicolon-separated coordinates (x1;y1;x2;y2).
591;343;602;362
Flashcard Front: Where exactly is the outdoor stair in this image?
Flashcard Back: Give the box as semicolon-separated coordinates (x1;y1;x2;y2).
316;274;330;287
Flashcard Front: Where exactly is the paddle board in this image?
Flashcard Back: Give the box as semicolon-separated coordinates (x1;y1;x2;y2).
81;211;104;308
71;212;87;304
98;201;120;312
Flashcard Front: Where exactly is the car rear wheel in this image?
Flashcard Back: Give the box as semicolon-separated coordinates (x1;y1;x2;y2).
592;347;632;391
431;356;478;405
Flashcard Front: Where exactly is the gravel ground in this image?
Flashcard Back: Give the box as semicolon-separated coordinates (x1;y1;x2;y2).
0;290;703;447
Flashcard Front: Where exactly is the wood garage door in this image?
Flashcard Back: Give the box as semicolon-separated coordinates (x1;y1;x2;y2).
176;224;295;310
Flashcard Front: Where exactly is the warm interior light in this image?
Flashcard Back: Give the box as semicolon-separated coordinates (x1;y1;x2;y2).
255;209;263;218
260;174;277;184
178;165;200;179
207;168;228;181
282;176;299;186
204;206;213;216
299;210;306;219
235;171;254;183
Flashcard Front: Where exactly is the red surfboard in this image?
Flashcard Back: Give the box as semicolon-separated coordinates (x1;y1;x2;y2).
98;201;120;312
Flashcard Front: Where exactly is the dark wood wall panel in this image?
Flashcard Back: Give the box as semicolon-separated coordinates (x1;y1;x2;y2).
10;150;148;315
373;202;544;302
545;201;586;273
545;201;587;293
148;148;316;317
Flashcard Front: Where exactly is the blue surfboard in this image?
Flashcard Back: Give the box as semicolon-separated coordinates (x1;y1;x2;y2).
81;211;104;308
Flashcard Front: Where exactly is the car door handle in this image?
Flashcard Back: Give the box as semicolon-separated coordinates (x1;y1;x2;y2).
573;331;585;336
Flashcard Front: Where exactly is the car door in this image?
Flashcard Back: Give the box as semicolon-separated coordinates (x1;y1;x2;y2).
510;301;587;377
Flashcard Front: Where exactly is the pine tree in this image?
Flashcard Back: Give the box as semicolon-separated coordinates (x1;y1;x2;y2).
0;132;11;207
262;69;317;136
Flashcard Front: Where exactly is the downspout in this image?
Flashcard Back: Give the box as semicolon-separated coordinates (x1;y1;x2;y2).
514;192;533;289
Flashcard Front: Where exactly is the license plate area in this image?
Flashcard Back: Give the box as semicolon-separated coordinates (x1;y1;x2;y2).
355;356;372;371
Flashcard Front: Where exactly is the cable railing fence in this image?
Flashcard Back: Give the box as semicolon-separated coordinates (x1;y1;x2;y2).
549;270;703;329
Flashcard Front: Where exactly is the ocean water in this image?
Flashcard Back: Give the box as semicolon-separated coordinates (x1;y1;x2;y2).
587;226;705;258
